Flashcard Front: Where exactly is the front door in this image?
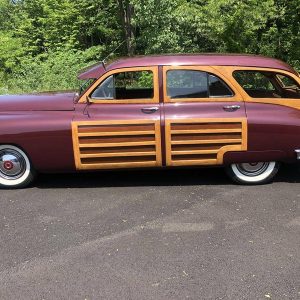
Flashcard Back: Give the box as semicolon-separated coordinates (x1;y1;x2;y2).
72;67;162;170
162;66;248;167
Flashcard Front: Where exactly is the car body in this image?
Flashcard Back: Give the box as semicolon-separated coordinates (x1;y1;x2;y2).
1;53;300;187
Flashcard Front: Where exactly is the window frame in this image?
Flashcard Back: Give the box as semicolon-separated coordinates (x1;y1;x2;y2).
163;66;239;103
232;70;300;98
227;66;300;109
79;66;159;104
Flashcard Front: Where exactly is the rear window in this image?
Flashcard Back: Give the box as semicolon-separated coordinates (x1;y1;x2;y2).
233;71;300;99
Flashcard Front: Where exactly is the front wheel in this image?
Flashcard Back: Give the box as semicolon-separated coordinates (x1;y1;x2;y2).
0;145;35;189
226;161;280;185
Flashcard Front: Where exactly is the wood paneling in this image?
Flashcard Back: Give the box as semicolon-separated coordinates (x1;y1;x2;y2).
72;119;162;170
165;118;247;166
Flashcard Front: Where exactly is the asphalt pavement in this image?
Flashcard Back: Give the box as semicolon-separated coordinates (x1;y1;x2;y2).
0;164;300;300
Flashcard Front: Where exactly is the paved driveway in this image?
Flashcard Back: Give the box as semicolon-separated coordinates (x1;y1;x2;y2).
0;165;299;300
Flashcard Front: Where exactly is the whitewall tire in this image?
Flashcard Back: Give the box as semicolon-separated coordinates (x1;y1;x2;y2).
226;161;280;184
0;145;35;188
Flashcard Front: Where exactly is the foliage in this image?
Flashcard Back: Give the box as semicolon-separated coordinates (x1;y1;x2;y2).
0;0;299;94
2;48;100;94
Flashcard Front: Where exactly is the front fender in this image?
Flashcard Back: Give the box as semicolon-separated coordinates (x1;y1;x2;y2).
0;112;75;172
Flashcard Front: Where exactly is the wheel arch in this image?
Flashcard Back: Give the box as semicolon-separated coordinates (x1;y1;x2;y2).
223;150;289;166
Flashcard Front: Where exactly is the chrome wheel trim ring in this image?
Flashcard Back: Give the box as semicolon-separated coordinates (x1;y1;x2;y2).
0;145;31;186
236;162;269;177
0;150;26;179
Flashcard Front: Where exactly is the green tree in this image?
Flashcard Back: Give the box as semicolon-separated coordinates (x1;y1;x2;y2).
0;0;299;94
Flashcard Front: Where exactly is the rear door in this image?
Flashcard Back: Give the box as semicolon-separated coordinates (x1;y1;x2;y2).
72;67;162;170
162;66;247;167
231;67;300;161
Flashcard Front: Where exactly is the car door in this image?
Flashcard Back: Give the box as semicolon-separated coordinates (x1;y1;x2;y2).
72;66;162;170
162;66;247;167
230;67;300;162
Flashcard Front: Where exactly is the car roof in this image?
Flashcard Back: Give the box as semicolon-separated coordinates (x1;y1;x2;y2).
78;54;298;79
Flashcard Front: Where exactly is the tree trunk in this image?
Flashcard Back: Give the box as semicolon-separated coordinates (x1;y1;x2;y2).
117;0;135;56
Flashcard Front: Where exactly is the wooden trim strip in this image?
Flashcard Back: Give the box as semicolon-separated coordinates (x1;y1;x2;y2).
71;122;81;170
80;151;156;158
216;144;243;164
154;120;162;166
79;161;157;170
88;99;157;104
78;131;155;137
171;128;242;134
79;141;156;148
170;118;243;124
172;150;219;155
76;119;158;126
170;159;218;166
241;118;248;150
171;139;242;145
165;120;173;166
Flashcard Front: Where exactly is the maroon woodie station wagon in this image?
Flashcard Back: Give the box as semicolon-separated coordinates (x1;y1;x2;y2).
1;54;300;188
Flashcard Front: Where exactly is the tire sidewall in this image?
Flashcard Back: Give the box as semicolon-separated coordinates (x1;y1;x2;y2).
227;161;280;185
0;145;34;188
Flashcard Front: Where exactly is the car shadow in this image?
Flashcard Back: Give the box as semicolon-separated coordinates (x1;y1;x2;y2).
34;164;300;189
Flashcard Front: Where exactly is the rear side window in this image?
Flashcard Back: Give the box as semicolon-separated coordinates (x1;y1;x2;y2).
277;74;298;88
166;70;233;99
233;71;300;99
91;70;154;100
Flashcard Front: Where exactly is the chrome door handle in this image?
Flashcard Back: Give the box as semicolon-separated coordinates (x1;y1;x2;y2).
223;105;241;112
141;107;159;114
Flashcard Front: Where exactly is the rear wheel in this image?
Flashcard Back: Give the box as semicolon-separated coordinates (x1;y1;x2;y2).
0;145;35;189
226;161;280;184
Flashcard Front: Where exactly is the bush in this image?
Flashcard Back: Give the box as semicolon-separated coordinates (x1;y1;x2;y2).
0;46;102;94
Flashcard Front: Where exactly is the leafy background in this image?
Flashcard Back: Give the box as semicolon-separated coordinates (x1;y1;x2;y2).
0;0;299;94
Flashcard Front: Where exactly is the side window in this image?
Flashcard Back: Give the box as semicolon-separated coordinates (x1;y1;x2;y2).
167;70;208;98
92;76;114;99
91;70;154;100
166;70;233;99
277;74;298;88
233;70;300;99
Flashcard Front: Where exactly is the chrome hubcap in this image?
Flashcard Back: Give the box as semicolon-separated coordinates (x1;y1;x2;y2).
236;162;269;177
0;149;26;180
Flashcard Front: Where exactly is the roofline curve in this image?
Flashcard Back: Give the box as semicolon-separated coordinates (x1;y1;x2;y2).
78;53;298;80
